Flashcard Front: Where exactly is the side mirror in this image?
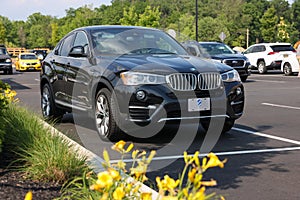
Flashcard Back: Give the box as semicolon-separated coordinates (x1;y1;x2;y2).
69;46;87;58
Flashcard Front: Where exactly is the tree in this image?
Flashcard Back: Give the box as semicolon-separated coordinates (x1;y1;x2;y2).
277;17;290;42
260;6;279;42
136;6;161;28
0;20;6;44
120;6;138;25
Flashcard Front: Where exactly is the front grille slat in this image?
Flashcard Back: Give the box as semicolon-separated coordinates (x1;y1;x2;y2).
167;73;197;91
167;72;221;91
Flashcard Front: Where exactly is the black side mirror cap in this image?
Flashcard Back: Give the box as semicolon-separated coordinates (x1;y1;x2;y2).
69;46;87;58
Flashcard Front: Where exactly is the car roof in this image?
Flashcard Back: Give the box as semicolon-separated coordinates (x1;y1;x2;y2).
73;25;159;32
199;41;223;45
250;42;292;46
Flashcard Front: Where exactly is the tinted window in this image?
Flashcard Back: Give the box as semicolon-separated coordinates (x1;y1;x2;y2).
21;54;37;59
0;48;7;55
199;43;235;55
60;34;75;57
270;45;294;52
73;31;89;55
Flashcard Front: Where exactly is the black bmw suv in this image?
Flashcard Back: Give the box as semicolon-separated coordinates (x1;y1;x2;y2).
40;26;245;141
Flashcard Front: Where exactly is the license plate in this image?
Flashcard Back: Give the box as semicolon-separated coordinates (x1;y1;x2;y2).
188;98;210;112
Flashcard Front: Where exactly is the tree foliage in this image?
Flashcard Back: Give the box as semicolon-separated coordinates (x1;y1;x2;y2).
1;0;300;49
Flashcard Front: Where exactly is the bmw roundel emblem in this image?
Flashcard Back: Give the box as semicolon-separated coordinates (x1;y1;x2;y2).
190;67;196;71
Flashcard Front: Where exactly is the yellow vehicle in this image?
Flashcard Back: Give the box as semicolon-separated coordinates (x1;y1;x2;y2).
15;53;41;71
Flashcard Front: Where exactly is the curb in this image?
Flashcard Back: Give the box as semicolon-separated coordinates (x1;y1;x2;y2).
41;120;159;199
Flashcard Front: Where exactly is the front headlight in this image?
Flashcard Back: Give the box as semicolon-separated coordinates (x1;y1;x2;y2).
221;70;241;82
120;71;166;86
5;58;12;63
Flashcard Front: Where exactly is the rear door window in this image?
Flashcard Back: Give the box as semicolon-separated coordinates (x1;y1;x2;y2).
270;45;294;52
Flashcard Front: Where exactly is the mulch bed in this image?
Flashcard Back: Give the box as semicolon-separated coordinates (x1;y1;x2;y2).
0;151;62;200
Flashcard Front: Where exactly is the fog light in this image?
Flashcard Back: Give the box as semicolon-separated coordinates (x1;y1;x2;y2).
136;90;146;100
236;87;242;95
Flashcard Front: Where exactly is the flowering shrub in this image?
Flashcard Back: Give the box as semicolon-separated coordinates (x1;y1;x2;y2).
0;80;17;111
59;141;226;200
0;80;17;153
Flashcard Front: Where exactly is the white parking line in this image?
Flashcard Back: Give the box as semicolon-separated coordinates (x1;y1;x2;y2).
250;79;286;83
232;127;300;145
262;102;300;110
110;147;300;163
109;127;300;163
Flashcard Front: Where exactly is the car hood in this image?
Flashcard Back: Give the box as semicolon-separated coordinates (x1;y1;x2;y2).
0;54;11;60
103;54;233;75
210;54;247;60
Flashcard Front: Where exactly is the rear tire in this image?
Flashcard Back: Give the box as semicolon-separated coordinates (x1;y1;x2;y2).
94;88;122;141
257;61;267;74
283;63;293;76
41;84;64;122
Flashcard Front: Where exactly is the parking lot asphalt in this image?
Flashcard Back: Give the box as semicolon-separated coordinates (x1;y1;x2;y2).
1;70;300;200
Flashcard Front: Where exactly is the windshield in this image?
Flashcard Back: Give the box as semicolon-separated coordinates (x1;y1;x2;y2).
199;43;235;55
21;54;38;60
0;48;7;55
91;28;188;56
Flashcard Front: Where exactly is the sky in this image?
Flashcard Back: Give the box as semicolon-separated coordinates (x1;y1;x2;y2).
0;0;296;21
0;0;112;21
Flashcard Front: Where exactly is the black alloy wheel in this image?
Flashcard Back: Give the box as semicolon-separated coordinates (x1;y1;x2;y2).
94;88;121;141
41;84;64;122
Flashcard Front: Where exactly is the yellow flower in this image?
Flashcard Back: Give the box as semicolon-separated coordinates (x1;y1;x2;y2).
200;179;217;187
103;149;110;164
193;187;206;200
113;186;125;200
188;168;197;182
202;153;227;171
100;192;109;200
125;143;134;152
193;151;200;166
147;150;156;164
112;140;126;152
132;150;139;159
97;171;114;189
161;196;178;200
156;175;179;192
108;168;121;181
141;192;152;200
24;191;32;200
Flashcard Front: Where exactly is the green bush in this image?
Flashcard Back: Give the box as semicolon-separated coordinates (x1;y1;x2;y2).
0;80;17;154
1;104;88;183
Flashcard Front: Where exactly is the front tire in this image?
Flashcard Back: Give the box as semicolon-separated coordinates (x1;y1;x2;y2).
41;84;64;122
94;88;122;141
257;61;267;74
283;63;293;76
201;118;235;134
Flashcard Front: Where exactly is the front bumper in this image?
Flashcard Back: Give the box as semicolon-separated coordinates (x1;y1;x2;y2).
114;81;244;130
18;63;41;71
0;63;12;71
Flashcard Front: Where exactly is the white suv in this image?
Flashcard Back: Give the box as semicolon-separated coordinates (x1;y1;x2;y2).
243;43;296;74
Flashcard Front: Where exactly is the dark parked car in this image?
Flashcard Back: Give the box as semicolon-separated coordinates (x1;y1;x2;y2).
40;26;245;141
182;41;251;82
0;44;13;74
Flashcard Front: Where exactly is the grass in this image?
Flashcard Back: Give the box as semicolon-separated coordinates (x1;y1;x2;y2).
0;103;88;183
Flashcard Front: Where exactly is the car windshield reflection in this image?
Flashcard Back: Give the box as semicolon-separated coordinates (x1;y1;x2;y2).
91;28;188;56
